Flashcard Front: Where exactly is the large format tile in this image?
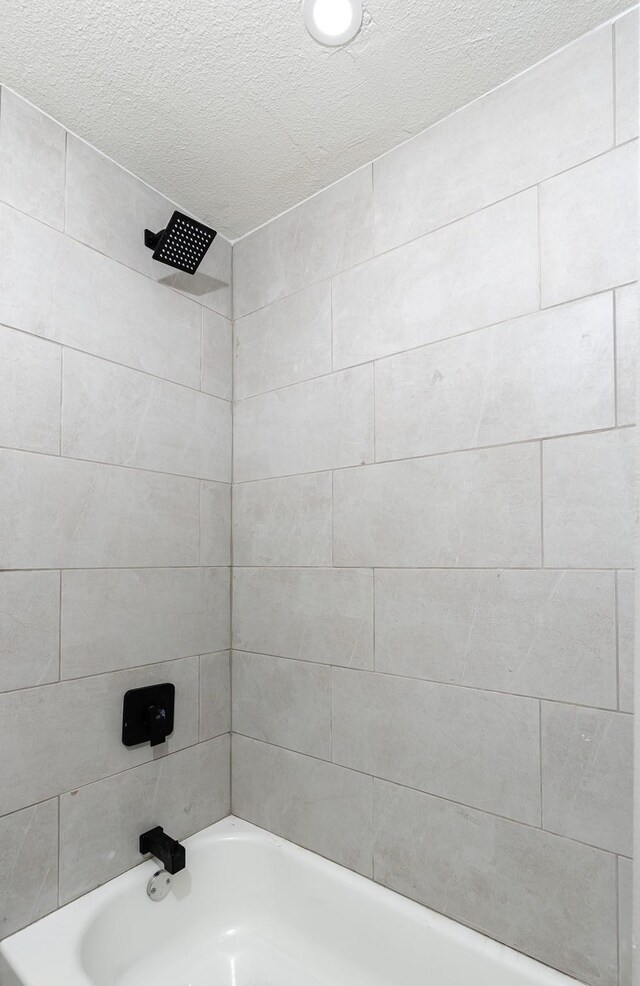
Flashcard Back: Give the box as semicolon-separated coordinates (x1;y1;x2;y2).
0;325;61;454
234;366;373;482
540;143;638;306
375;569;616;707
0;205;202;388
333;669;540;824
543;428;635;568
0;88;65;228
375;295;614;461
233;473;332;567
619;856;633;986
0;571;59;692
0;657;199;816
334;444;541;568
617;570;634;713
373;26;613;254
59;736;230;903
0;449;200;569
65;135;232;316
333;189;539;369
374;780;618;986
615;9;639;144
200;652;231;741
61;568;230;678
234;281;332;399
232;568;373;668
202;309;232;401
232;735;372;876
233;166;373;318
541;703;632;856
0;800;58;939
200;481;231;566
233;651;331;759
62;350;231;481
615;284;637;426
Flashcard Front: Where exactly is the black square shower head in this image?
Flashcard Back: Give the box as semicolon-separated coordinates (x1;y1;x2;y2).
144;210;217;275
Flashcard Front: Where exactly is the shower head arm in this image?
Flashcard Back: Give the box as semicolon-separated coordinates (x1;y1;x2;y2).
144;228;165;251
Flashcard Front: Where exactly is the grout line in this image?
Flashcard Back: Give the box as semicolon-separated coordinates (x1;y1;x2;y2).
57;570;62;683
615;855;621;984
56;795;61;908
232;733;628;860
0;441;233;486
0;312;231;402
1;649;230;695
536;184;543;308
229;647;626;714
539;442;544;567
615;571;621;710
232;422;635;486
612;23;618;147
3;564;631;575
538;700;544;829
613;288;619;426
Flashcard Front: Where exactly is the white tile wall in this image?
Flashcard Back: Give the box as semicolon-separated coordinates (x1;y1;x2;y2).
61;349;231;481
0;572;60;692
233;567;373;668
0;449;200;569
375;294;614;461
0;89;65;229
543;428;635;569
0;325;61;454
617;570;634;714
232;734;373;876
541;704;633;855
615;9;639;145
0;800;58;939
615;284;638;427
333;189;539;369
234;281;332;399
61;567;230;677
233;472;332;567
333;669;541;823
0;95;232;939
234;365;374;482
540;142;638;306
202;310;233;400
375;569;617;706
0;205;203;388
231;15;637;986
373;25;614;254
374;780;618;986
334;444;541;568
233;166;373;318
233;651;331;759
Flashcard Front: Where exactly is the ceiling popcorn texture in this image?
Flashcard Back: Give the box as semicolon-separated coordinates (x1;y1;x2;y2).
0;0;631;239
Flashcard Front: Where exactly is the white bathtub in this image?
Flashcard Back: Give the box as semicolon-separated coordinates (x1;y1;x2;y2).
0;816;583;986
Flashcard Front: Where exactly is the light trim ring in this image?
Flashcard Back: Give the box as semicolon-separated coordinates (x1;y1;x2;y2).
303;0;363;47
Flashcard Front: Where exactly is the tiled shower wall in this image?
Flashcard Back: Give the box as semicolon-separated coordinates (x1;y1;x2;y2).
231;11;638;986
0;89;232;934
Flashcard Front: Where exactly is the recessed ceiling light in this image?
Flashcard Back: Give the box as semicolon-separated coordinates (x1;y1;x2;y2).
303;0;363;47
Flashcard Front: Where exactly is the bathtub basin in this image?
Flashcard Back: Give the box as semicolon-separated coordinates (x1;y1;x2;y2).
0;816;583;986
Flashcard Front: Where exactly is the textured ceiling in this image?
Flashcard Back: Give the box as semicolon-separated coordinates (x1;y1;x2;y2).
0;0;632;239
